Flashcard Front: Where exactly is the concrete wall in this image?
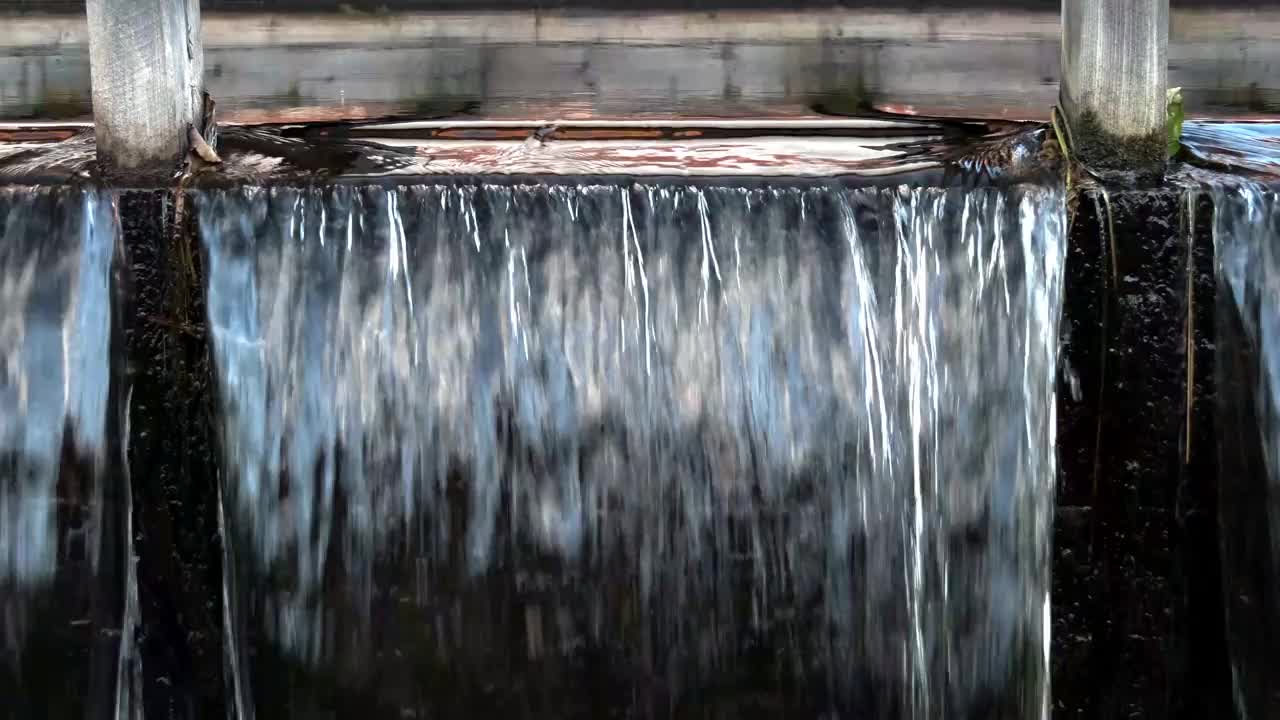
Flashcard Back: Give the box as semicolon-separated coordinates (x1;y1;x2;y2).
1;8;1278;122
2;0;1278;10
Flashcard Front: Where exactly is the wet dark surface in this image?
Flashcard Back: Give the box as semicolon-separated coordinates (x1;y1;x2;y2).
1053;187;1233;720
115;189;226;720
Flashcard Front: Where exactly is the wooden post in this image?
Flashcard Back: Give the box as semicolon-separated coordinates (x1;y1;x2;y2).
85;0;202;174
1060;0;1168;174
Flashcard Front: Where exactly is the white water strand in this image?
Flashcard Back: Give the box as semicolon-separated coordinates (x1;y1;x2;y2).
1210;181;1280;719
1214;184;1280;582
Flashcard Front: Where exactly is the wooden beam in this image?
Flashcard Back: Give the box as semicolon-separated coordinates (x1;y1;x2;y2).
85;0;202;174
1061;0;1169;174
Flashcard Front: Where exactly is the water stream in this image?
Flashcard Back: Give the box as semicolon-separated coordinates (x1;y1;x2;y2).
1209;180;1280;719
197;180;1064;718
0;186;127;719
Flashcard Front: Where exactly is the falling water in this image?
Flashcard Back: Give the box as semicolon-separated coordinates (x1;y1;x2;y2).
198;180;1064;719
0;186;126;718
1210;181;1280;719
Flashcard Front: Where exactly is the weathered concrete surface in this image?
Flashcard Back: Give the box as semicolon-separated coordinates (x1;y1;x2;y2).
3;10;1279;122
84;0;202;171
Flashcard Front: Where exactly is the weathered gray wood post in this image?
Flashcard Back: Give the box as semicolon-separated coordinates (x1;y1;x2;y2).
86;0;203;174
1060;0;1169;175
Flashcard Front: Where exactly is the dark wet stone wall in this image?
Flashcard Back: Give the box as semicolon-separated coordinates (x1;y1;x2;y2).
1053;187;1233;720
115;189;226;720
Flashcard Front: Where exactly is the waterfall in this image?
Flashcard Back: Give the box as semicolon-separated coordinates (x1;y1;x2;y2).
197;180;1065;718
0;186;120;716
1210;181;1280;719
0;186;112;587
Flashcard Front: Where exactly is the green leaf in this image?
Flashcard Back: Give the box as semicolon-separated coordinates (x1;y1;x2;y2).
1167;86;1185;159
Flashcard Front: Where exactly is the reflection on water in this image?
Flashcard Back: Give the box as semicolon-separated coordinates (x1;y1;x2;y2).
0;121;1040;184
1181;122;1280;179
198;180;1064;718
0;186;130;719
